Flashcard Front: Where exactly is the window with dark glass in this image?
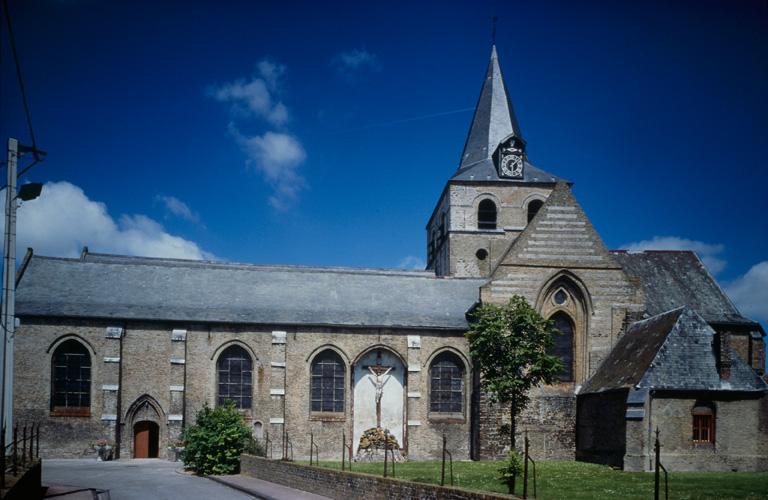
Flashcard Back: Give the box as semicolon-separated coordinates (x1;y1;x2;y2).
311;351;345;413
550;312;574;381
51;339;91;410
692;403;715;444
430;353;464;413
478;199;497;230
217;345;253;409
527;199;544;223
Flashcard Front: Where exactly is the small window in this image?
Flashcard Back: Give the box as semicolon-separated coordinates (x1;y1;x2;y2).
51;339;91;412
692;403;715;444
527;199;544;223
550;312;574;382
217;345;253;409
311;350;345;413
429;352;465;414
478;199;497;230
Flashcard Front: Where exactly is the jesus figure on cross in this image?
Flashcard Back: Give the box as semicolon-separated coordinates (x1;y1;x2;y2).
367;364;393;429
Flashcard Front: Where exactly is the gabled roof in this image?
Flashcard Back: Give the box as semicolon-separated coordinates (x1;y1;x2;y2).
451;46;560;185
611;250;756;327
16;253;484;330
490;181;621;273
581;307;766;394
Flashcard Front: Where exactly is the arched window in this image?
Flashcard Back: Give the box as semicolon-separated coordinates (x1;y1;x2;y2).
692;402;715;444
550;312;574;381
478;199;497;230
429;352;465;413
311;350;345;413
217;345;253;409
527;199;544;223
51;339;91;413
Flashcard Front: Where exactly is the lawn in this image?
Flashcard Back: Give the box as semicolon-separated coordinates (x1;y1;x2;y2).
303;460;768;499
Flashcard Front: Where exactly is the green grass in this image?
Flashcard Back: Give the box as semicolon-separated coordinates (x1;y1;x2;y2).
301;460;768;499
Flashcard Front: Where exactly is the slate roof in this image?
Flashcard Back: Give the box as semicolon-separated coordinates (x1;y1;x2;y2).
611;250;756;327
581;307;767;394
452;46;560;185
16;253;484;330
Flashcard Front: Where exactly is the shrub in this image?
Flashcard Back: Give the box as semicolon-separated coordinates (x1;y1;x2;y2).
180;402;251;475
243;435;267;457
498;450;523;494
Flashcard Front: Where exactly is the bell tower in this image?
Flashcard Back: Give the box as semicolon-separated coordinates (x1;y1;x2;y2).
426;46;562;277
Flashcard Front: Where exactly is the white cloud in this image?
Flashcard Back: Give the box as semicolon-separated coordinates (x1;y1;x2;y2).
725;261;768;323
621;236;726;275
231;127;306;210
213;58;307;210
156;195;200;224
212;59;288;126
331;48;381;74
397;256;425;270
3;181;212;260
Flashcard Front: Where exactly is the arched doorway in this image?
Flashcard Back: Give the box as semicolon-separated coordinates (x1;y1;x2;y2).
133;421;159;458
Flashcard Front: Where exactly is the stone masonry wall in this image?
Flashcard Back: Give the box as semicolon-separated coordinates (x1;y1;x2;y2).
240;454;514;500
647;394;768;472
14;316;473;461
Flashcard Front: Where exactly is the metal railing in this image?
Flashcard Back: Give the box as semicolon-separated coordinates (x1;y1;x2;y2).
282;432;293;461
309;432;320;466
523;433;537;499
382;435;395;478
341;431;353;471
1;423;41;489
263;430;273;459
654;428;669;500
440;434;454;487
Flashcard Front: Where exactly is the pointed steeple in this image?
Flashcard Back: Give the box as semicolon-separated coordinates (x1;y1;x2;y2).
452;46;560;184
459;45;523;169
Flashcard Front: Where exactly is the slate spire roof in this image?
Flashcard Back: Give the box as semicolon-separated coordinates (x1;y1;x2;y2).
451;46;560;184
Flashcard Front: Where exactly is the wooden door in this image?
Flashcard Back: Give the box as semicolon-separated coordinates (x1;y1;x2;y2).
134;421;150;458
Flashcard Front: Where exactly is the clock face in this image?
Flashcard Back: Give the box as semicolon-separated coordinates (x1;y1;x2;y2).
500;153;524;178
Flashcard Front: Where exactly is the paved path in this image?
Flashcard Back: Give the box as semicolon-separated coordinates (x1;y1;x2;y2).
43;459;254;500
210;474;331;500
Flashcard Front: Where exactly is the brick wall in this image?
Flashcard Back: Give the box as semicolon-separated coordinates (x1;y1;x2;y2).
240;454;514;500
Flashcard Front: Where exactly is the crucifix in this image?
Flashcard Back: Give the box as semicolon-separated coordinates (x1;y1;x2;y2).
364;350;395;429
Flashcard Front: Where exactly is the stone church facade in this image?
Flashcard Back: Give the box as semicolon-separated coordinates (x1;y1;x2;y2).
13;47;768;471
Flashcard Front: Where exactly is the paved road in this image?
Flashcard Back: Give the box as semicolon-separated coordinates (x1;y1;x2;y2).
43;459;255;500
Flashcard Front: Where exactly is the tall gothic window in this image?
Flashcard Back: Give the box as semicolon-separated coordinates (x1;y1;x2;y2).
478;199;497;230
550;312;574;381
51;339;91;412
692;403;715;444
311;350;345;413
217;345;253;409
527;199;544;223
429;352;464;413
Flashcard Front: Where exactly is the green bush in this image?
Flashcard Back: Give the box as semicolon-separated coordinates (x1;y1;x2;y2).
180;402;251;475
498;451;523;494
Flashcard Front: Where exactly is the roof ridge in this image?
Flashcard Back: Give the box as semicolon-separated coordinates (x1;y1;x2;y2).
35;252;486;280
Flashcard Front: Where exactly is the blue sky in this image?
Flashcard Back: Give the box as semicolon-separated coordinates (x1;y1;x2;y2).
1;1;767;325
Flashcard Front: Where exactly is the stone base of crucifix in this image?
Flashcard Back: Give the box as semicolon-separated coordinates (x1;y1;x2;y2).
354;427;406;463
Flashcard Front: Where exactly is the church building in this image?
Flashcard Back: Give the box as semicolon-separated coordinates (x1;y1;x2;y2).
12;46;768;472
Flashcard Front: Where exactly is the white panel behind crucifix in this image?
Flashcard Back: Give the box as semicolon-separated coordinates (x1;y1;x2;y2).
353;349;405;454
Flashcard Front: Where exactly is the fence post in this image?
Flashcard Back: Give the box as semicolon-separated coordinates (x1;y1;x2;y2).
12;425;18;475
342;431;346;471
36;423;40;458
28;425;33;462
523;433;529;499
22;425;27;465
441;434;446;486
310;432;314;466
1;424;5;489
383;433;388;478
654;428;660;500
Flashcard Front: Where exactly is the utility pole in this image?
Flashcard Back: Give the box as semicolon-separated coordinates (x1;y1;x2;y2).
1;138;19;444
1;138;42;445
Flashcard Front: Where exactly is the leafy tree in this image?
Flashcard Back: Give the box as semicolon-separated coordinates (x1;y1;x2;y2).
466;295;563;452
181;402;251;475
